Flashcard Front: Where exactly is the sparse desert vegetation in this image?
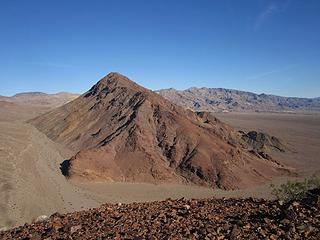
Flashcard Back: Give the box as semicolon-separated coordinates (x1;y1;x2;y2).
271;175;320;203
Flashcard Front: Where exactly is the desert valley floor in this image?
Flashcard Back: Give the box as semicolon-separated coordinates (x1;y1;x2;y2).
1;102;319;230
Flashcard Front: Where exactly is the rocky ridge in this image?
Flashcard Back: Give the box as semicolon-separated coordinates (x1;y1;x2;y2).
157;87;320;112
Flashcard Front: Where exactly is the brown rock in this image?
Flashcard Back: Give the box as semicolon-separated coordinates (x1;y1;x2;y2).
31;72;289;189
270;234;278;240
230;225;241;240
70;224;82;234
1;192;320;240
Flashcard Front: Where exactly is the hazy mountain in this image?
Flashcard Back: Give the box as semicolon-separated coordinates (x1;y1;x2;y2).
0;92;79;108
157;88;320;112
30;73;289;189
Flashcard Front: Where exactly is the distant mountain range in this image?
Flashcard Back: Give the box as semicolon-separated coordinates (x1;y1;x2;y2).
157;88;320;112
2;86;319;113
0;92;79;108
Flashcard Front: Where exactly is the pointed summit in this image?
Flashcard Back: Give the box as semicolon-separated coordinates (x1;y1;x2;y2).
99;72;139;87
84;72;149;98
31;73;289;189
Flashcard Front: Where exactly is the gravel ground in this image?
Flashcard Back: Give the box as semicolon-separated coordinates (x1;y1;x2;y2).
1;189;319;240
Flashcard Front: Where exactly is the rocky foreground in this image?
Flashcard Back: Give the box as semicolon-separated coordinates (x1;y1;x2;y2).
1;190;319;240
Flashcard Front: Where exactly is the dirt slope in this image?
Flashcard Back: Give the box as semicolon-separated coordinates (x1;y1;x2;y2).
31;72;289;189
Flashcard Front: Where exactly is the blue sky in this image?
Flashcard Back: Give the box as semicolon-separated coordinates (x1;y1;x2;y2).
0;0;319;97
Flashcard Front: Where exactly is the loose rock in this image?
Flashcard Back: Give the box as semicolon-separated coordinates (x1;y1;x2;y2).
1;189;319;239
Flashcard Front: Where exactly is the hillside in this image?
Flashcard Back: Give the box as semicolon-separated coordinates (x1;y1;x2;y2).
1;190;319;239
157;88;320;112
31;73;289;189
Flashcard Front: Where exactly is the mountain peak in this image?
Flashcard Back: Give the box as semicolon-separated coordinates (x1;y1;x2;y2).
84;72;150;99
100;72;142;88
31;73;289;189
102;72;130;83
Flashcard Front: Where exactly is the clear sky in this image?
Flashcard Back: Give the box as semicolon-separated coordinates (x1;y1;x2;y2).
0;0;319;97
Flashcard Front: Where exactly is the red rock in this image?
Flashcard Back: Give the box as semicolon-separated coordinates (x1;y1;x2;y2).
70;224;82;234
30;72;290;189
1;189;319;239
